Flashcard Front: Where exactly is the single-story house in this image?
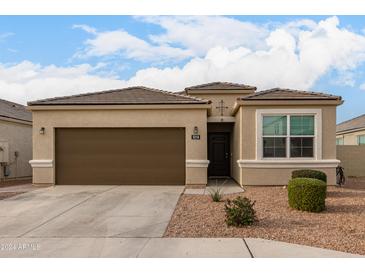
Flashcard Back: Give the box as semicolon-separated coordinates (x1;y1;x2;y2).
0;99;32;181
336;114;365;145
27;82;343;186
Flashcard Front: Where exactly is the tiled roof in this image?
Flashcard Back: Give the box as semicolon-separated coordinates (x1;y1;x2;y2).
185;82;257;91
0;99;32;122
28;86;209;106
337;114;365;133
240;88;341;101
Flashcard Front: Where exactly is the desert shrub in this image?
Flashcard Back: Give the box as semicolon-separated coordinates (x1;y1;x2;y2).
292;169;327;183
208;180;225;202
208;187;223;202
224;196;257;227
288;178;327;212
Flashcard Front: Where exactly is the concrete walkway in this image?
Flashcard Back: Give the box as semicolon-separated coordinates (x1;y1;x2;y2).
244;238;362;258
184;178;244;195
0;237;361;258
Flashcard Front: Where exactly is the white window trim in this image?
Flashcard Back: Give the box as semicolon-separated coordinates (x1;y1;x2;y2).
256;109;322;160
237;159;339;168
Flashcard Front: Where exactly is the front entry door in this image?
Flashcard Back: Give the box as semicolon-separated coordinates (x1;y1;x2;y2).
208;133;230;176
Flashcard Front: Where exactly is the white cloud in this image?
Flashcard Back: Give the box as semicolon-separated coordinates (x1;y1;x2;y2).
282;19;317;36
73;24;97;34
300;17;365;71
359;82;365;90
140;16;269;56
125;16;365;91
0;32;14;42
0;61;128;104
3;16;365;105
73;24;193;62
73;16;269;62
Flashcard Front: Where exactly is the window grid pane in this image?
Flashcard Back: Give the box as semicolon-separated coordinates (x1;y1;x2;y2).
263;137;286;157
290;115;314;136
290;137;314;157
263;116;287;136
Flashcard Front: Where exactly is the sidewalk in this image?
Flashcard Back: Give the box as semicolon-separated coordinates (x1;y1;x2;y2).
0;237;362;258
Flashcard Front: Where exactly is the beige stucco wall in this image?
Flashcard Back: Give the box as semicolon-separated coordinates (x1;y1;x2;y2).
191;94;241;117
236;104;338;185
186;90;253;118
336;129;365;145
241;167;336;185
31;107;208;186
337;145;365;177
0;119;32;180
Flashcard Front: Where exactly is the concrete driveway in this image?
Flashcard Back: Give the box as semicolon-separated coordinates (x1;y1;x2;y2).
0;185;183;238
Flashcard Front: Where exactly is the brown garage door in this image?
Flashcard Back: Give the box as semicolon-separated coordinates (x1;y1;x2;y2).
55;128;185;185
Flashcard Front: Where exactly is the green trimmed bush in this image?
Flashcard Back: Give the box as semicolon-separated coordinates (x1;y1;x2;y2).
224;196;257;227
292;169;327;183
288;178;327;212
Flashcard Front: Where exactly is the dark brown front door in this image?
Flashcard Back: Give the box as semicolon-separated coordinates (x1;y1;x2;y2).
208;133;230;177
55;128;185;185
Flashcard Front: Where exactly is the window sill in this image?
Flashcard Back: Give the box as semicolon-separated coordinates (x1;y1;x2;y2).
237;159;340;168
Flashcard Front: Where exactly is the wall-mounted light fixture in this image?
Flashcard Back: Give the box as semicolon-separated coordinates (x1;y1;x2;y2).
39;127;45;135
193;126;199;135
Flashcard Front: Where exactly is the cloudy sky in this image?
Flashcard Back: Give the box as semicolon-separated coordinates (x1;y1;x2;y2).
1;16;365;122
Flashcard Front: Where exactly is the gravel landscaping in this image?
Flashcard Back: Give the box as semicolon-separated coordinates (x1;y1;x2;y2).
165;186;365;255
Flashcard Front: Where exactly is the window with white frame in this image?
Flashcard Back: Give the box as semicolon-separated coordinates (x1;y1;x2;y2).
336;137;344;145
262;115;315;158
357;135;365;145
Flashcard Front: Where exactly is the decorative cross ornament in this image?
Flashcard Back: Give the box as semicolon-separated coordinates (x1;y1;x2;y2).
216;100;228;116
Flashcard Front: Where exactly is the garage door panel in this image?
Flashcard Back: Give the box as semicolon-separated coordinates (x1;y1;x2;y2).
56;128;185;185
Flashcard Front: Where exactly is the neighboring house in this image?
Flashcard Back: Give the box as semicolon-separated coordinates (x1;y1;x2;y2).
27;82;343;186
0;99;32;181
336;114;365;145
336;114;365;178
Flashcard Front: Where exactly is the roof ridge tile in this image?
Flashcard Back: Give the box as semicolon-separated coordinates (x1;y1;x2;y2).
240;88;340;100
185;81;257;90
